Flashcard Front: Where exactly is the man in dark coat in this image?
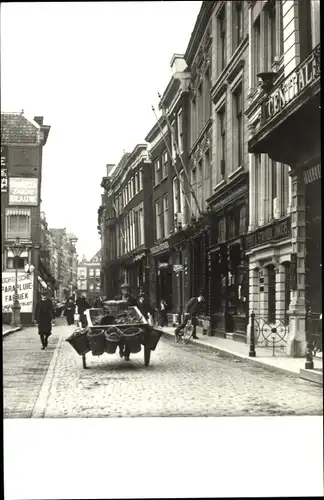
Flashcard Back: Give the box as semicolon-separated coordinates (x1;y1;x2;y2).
174;290;205;341
64;297;75;326
76;294;90;328
35;292;54;349
138;291;154;322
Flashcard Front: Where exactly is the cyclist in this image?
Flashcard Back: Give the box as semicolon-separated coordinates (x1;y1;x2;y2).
174;291;205;341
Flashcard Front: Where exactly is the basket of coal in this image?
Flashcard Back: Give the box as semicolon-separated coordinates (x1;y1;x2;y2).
104;326;124;354
87;328;105;356
123;326;143;354
146;328;164;351
66;327;90;355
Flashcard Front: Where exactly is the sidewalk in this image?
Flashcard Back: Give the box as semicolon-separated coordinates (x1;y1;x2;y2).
158;326;323;384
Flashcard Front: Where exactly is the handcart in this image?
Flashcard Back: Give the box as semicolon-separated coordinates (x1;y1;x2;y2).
66;304;163;369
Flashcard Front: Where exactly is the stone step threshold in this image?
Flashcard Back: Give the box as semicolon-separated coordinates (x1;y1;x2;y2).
299;368;323;385
158;327;323;384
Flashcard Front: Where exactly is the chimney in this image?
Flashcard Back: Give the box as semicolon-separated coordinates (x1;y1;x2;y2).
34;116;44;125
170;54;186;74
106;164;115;177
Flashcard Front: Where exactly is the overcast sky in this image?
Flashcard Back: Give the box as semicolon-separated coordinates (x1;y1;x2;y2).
1;1;202;260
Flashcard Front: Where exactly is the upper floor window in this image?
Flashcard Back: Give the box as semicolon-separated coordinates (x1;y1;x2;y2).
233;1;243;51
6;250;28;270
197;159;203;211
233;83;243;170
6;209;31;240
217;105;226;179
218;217;226;243
172;176;180;214
217;5;227;73
171;120;176;161
155;199;162;240
162;195;169;238
252;15;261;87
154;158;162;185
204;148;211;180
191;97;197;147
139;167;143;191
197;83;203;133
132;175;136;196
89;268;94;277
162;151;168;179
191;167;197;217
177;108;184;153
204;66;212;120
95;268;100;276
179;170;186;224
239;205;247;234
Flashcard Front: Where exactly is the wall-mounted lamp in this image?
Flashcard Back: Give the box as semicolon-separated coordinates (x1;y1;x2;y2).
24;263;35;275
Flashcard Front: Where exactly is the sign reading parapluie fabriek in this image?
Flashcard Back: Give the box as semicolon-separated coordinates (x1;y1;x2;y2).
2;271;34;313
9;177;39;206
1;145;8;192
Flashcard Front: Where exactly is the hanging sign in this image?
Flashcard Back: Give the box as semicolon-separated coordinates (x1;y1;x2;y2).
1;145;8;192
2;271;34;313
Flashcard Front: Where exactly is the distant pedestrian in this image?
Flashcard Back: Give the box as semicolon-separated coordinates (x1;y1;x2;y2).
76;293;90;328
35;292;54;350
93;296;102;308
174;290;205;341
159;299;168;327
64;297;75;325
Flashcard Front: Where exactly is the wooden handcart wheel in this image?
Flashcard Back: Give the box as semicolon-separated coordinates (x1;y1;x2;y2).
82;353;87;369
144;345;151;366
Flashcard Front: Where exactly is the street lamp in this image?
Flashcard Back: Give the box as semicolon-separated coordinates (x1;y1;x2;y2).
10;237;25;327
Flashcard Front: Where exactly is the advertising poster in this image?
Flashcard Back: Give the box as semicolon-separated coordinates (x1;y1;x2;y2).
9;177;39;205
1;145;8;192
2;271;34;313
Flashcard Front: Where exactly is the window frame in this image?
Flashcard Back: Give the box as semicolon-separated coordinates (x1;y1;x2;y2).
232;82;243;170
5;209;31;240
154;157;162;185
162;194;169;238
162;151;168;179
177;108;184;154
155;199;162;241
233;1;243;52
218;5;227;73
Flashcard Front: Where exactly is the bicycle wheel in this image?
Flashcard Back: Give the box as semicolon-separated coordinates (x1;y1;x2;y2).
183;325;194;344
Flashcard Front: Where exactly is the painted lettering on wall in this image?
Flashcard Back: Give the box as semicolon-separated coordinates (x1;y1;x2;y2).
9;177;39;206
2;271;34;313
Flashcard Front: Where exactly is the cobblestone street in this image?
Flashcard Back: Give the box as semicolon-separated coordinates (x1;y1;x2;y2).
3;323;323;418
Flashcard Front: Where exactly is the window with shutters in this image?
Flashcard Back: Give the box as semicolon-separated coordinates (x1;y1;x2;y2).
6;209;31;240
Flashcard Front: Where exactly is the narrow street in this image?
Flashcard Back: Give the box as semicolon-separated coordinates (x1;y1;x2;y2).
3;323;322;418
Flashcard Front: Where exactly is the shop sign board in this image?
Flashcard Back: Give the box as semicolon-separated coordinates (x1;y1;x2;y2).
266;46;320;121
173;264;184;272
150;241;169;255
2;271;34;313
1;145;8;192
9;177;39;205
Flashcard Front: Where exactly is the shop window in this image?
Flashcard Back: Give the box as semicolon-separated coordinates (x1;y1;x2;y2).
7;256;28;270
267;265;276;323
283;262;291;325
218;217;226;243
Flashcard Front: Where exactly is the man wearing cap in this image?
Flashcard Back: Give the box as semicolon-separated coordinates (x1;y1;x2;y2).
174;291;205;341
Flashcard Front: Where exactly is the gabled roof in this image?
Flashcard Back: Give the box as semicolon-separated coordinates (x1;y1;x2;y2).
1;112;41;144
90;250;101;263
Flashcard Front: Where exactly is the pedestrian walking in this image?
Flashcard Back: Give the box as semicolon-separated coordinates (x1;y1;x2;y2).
138;291;154;323
159;299;168;327
64;297;75;325
76;293;90;328
93;296;102;308
174;290;205;341
35;292;54;350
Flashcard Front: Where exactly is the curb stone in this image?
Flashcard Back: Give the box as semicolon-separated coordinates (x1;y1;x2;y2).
2;326;22;338
160;328;322;382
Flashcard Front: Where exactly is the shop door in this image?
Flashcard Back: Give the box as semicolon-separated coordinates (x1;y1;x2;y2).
158;266;173;311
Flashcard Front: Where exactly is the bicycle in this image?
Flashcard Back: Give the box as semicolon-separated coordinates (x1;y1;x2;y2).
175;319;194;344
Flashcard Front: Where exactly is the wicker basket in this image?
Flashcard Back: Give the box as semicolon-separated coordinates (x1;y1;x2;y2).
104;330;122;354
123;327;143;354
87;329;105;356
66;329;90;355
